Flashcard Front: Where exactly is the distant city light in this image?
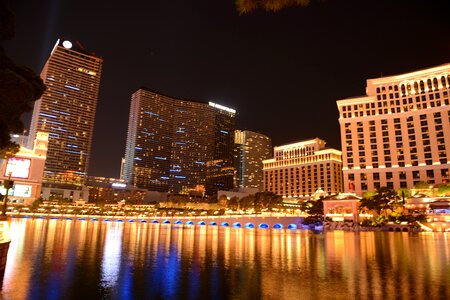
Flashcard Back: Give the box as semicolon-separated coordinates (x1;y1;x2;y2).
112;182;126;188
208;102;236;114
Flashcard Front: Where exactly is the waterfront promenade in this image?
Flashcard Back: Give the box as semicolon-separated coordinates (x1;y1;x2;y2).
7;213;305;229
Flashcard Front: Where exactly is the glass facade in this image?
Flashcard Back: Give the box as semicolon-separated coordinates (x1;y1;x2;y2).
234;130;272;191
123;88;236;194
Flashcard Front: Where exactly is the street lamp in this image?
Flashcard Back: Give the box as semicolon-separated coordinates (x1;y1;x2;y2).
1;173;14;217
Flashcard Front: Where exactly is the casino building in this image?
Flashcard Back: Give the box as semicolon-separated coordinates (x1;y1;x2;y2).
0;132;48;205
337;63;450;196
263;138;343;199
28;39;102;197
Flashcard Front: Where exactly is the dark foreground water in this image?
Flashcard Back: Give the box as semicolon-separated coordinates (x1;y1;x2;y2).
1;219;449;300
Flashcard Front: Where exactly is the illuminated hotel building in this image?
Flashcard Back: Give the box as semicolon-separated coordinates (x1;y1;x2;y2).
263;138;343;198
123;88;236;194
234;130;272;191
0;132;48;205
337;64;450;196
28;39;102;191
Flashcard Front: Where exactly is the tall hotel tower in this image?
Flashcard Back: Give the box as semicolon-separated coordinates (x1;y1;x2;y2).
263;138;343;198
29;39;102;191
234;130;272;191
337;64;450;196
123;88;236;195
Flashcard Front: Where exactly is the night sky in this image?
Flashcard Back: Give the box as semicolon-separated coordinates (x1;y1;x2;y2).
4;0;450;178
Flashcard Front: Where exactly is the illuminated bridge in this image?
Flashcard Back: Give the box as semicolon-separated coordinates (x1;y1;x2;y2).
11;214;305;230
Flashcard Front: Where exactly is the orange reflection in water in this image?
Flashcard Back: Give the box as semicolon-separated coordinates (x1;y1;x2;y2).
1;220;450;299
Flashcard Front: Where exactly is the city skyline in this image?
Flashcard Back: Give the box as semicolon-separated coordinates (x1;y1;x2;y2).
4;0;450;178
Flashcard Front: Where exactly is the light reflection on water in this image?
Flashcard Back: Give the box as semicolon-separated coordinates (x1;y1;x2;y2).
1;219;449;299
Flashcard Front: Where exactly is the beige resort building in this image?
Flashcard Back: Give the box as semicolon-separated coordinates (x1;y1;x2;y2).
337;64;450;196
263;138;343;199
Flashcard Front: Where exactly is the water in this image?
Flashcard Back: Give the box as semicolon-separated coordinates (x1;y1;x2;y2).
1;218;449;299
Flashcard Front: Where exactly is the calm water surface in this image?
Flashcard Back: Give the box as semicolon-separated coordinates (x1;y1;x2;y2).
1;218;449;299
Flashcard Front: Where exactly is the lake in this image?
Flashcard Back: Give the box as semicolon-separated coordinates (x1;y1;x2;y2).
1;218;449;299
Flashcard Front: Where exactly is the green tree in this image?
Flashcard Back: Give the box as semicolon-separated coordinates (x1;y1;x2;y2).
437;184;450;196
301;199;323;216
253;192;282;211
236;0;311;14
359;187;403;225
0;1;46;156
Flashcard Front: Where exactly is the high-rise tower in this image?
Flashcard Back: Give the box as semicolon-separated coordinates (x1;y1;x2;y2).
337;63;450;196
123;88;236;195
29;39;102;190
234;130;272;191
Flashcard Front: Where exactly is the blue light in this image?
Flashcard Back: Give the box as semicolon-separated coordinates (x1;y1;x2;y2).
198;221;206;226
221;222;229;227
209;222;217;226
135;146;142;150
162;220;170;224
64;150;81;155
258;223;269;229
78;218;86;221
273;224;283;229
160;176;170;180
232;222;241;228
195;161;205;165
288;224;297;230
116;219;123;222
128;220;135;223
51;127;67;132
39;112;57;119
220;130;229;134
139;220;147;223
134;157;142;161
104;219;110;222
245;223;255;229
151;220;159;224
47;77;55;81
174;220;183;225
64;84;80;91
186;221;194;225
175;176;186;179
144;111;159;116
154;156;167;160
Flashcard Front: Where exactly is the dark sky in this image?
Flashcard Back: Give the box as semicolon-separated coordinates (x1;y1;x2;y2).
4;0;450;178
